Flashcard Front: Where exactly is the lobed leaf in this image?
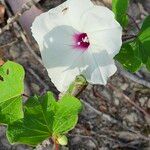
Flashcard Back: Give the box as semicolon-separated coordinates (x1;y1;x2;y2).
116;16;150;72
0;96;23;125
115;42;142;72
7;92;82;146
53;94;82;135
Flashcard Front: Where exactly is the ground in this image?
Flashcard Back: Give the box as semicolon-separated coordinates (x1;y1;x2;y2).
0;0;149;150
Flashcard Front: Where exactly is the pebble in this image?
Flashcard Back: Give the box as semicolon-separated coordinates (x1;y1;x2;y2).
0;126;5;136
125;112;138;123
139;97;147;107
9;45;20;58
1;138;11;149
31;83;40;93
147;100;150;108
85;139;96;149
99;148;109;150
121;83;128;90
114;98;120;106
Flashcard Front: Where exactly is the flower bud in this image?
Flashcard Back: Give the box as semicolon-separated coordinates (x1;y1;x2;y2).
57;135;68;145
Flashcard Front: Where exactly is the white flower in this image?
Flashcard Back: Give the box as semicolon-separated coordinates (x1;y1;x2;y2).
31;0;122;92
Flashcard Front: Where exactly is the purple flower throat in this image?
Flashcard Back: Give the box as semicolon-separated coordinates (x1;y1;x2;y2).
73;33;90;51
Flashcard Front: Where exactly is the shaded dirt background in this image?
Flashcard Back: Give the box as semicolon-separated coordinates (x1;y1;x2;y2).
0;0;150;150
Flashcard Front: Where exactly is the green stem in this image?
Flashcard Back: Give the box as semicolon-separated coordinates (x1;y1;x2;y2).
67;75;88;97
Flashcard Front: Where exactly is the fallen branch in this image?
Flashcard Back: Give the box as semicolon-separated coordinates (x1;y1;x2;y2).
127;14;140;31
3;0;43;64
108;83;150;118
0;0;40;34
80;99;118;123
27;68;49;91
117;63;150;89
81;99;144;135
0;38;18;49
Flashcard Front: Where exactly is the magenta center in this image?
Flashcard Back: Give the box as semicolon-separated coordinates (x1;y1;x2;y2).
73;33;90;51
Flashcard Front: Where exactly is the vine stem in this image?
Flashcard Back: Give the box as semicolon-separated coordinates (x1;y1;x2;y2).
0;59;4;66
54;140;59;150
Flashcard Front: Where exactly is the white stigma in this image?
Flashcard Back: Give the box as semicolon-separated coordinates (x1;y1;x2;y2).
82;36;89;43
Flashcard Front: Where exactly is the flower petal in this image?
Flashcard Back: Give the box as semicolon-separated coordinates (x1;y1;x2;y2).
67;0;93;31
80;6;122;57
46;67;80;92
42;25;83;92
31;2;70;50
80;6;121;33
80;45;117;84
88;27;122;57
91;63;117;85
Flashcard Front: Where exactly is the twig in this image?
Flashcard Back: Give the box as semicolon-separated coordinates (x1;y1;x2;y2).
0;38;18;48
68;134;98;146
27;68;49;91
3;0;43;64
67;79;122;128
80;99;118;124
92;85;108;101
68;77;139;133
108;83;150;118
127;14;140;31
117;63;150;89
19;29;43;64
81;99;149;135
0;0;40;34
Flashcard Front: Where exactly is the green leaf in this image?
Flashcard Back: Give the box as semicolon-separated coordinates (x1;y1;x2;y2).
115;42;142;72
0;61;25;104
140;16;150;33
7;95;53;146
66;75;88;95
138;16;150;46
136;16;150;70
0;96;23;125
112;0;129;28
139;28;150;43
116;16;150;72
138;16;150;63
132;39;149;63
0;61;25;124
7;92;82;146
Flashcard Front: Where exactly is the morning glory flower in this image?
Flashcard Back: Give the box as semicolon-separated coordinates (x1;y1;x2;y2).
31;0;122;92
